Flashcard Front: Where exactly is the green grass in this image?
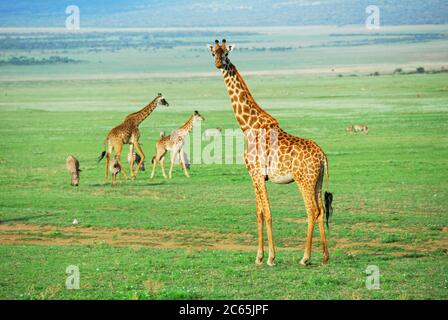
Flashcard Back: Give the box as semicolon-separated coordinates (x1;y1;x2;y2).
0;24;447;300
0;70;447;299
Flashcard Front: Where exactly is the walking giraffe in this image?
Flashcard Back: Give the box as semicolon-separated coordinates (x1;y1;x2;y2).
98;93;169;180
150;111;204;179
207;40;333;266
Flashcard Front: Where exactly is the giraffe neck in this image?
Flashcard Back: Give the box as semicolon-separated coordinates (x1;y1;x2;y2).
221;63;278;132
179;115;195;134
125;97;159;126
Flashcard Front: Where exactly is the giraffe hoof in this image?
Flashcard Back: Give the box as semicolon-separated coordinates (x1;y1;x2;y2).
322;256;329;265
267;259;276;267
300;258;309;266
255;258;263;266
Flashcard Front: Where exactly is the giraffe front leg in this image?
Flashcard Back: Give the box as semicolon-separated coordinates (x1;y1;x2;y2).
179;149;190;178
254;178;275;266
251;177;264;265
168;151;178;179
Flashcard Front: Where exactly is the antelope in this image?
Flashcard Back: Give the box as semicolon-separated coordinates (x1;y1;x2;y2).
127;152;145;172
109;159;121;186
346;124;369;133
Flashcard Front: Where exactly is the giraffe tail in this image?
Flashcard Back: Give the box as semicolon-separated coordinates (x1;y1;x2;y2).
323;156;333;229
98;151;107;163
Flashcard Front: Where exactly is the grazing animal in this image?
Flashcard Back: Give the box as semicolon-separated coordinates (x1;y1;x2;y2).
204;127;223;138
98;93;169;180
208;39;333;266
109;159;121;186
66;155;81;186
346;124;368;133
127;152;145;172
151;111;204;179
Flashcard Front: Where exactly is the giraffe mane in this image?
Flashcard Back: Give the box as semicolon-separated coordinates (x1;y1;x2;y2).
180;115;194;130
124;96;159;121
232;65;279;126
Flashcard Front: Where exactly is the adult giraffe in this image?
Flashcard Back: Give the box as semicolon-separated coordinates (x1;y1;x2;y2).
207;39;333;266
98;93;169;180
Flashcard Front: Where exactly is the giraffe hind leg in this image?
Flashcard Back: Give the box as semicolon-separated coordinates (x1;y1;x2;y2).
129;144;135;179
294;177;320;266
150;146;166;179
160;155;167;178
105;143;113;180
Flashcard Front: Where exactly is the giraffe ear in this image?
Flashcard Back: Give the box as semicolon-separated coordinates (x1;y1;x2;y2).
227;44;234;53
207;44;214;54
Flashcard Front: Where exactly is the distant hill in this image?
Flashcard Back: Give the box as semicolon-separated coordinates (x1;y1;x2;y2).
1;0;447;28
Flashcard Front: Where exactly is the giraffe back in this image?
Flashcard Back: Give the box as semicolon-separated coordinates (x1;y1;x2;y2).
107;119;140;144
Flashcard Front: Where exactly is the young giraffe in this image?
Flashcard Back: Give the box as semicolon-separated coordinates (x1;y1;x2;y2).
150;111;204;179
98;93;169;180
208;39;333;266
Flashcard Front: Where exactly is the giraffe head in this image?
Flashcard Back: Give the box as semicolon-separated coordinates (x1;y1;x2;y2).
156;93;169;107
193;110;205;123
207;39;234;69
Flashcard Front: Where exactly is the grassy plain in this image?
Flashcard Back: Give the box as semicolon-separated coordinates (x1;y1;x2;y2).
0;25;447;299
